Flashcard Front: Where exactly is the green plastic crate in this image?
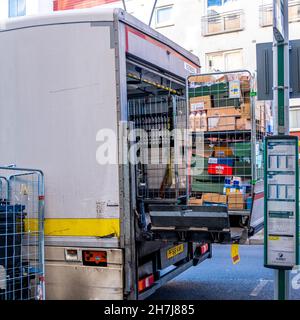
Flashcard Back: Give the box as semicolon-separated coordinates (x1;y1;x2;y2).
230;142;252;158
234;160;252;176
189;82;228;98
192;180;225;193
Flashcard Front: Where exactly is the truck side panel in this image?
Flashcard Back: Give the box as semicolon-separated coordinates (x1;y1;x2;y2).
0;22;120;238
0;20;125;300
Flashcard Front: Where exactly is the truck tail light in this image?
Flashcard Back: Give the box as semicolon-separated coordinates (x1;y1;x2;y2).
82;250;107;267
138;274;155;293
65;249;79;261
200;244;209;255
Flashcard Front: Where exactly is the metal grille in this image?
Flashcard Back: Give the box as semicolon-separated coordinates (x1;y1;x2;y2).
0;167;44;300
128;95;187;200
187;71;272;212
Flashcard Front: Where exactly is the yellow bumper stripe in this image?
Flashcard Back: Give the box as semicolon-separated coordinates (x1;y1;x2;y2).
25;218;120;237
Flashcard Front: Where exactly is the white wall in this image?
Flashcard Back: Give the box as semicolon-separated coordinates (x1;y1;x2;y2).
38;0;54;13
26;0;40;15
0;0;9;19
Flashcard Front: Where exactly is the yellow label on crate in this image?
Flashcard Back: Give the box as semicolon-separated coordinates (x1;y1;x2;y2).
231;244;240;264
269;236;280;241
167;244;184;259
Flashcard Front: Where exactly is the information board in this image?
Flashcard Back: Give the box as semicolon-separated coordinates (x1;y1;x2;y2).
264;136;299;269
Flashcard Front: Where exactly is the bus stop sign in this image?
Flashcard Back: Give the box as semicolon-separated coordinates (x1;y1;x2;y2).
264;136;299;269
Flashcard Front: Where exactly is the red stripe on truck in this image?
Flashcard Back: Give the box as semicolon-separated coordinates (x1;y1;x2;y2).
253;192;264;201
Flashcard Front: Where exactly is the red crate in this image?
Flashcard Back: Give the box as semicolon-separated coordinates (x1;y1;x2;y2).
208;164;233;176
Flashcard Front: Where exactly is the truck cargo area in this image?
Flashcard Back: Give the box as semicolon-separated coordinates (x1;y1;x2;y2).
126;60;232;245
126;68;268;246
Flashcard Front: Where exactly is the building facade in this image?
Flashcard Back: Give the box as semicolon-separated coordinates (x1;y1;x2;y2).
133;0;300;133
0;0;53;19
0;0;299;133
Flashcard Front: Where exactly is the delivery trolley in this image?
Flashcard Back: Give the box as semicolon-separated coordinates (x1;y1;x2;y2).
0;167;44;300
187;70;273;243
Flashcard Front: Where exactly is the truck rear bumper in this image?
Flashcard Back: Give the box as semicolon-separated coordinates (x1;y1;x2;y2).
45;246;123;300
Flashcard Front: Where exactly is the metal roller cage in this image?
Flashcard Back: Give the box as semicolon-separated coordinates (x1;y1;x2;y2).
187;70;273;238
128;95;187;201
0;167;45;300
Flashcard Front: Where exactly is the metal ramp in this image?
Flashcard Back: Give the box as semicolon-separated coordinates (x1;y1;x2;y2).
147;204;231;243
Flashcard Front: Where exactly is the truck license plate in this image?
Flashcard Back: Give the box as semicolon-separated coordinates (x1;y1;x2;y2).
167;244;184;259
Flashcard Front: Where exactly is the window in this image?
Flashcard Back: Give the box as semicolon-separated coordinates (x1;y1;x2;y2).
155;5;173;28
260;1;300;27
9;0;26;17
207;0;238;8
290;108;300;131
206;50;243;72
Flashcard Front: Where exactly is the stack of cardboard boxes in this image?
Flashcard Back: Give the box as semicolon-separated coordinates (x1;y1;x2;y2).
190;143;252;210
189;74;255;211
189;76;252;132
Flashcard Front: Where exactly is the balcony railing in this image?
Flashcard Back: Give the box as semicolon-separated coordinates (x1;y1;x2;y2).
202;10;245;36
259;0;300;27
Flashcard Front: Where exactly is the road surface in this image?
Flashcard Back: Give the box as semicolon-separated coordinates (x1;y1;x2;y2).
149;245;300;300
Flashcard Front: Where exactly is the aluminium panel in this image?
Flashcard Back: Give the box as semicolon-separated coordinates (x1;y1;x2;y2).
0;22;120;224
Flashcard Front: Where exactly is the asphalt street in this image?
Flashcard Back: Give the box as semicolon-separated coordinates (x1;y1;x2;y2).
149;245;300;300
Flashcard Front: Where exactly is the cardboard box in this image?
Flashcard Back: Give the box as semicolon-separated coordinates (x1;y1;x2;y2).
208;116;236;131
207;107;241;117
240;76;251;92
213;146;234;158
236;118;252;130
189;197;203;206
203;193;227;204
241;102;251;119
190;96;212;111
215;75;228;83
189;75;215;83
228;194;244;210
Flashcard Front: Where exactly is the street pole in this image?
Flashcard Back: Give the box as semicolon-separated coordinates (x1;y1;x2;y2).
149;0;158;26
273;0;290;300
122;0;127;12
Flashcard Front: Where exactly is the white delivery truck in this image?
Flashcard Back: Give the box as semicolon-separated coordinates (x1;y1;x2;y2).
0;8;232;300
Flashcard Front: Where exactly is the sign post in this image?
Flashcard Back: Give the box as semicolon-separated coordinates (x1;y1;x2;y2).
273;0;289;136
266;0;294;300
